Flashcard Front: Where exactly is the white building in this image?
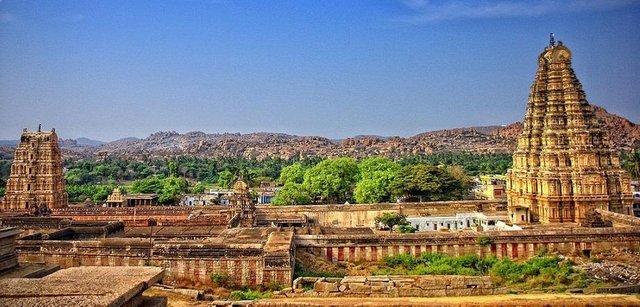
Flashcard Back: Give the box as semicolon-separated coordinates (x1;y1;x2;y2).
406;212;519;232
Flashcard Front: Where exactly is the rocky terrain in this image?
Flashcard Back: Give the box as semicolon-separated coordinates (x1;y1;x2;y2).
1;105;637;161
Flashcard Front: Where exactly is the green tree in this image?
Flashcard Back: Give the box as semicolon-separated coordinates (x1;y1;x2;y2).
279;163;306;184
354;157;401;204
303;157;359;203
217;170;235;188
0;186;5;198
391;164;465;201
191;183;206;194
622;150;640;179
375;212;410;233
271;182;312;206
168;161;178;177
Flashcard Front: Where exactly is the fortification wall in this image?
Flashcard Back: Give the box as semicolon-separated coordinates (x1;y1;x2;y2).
16;231;294;288
257;200;506;228
295;227;640;263
50;207;228;227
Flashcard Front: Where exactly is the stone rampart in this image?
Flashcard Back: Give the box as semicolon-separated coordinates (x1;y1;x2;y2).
50;206;228;227
15;228;295;288
278;275;507;298
257;200;506;228
295;227;640;263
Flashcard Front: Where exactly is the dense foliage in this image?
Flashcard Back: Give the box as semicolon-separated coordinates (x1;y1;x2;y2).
9;151;612;204
374;252;597;290
374;212;410;233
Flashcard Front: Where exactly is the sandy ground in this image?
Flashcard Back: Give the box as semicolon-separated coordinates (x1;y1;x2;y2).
255;294;640;306
144;287;640;307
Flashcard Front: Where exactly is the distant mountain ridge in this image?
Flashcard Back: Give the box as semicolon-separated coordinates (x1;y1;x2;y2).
0;105;637;160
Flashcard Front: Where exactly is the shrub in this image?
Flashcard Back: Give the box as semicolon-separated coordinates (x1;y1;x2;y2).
210;273;229;288
477;236;494;246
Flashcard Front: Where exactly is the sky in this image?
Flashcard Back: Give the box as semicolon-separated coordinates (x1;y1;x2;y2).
1;0;639;141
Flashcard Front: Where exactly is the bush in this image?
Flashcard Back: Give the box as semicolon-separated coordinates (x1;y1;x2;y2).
210;273;229;288
374;252;598;291
229;289;271;301
477;236;494;246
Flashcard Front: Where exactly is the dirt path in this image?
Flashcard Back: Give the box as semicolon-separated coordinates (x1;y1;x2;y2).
255;293;640;307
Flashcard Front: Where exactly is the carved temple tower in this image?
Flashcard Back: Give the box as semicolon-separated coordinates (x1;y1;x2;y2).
1;127;68;211
506;37;633;224
228;179;256;227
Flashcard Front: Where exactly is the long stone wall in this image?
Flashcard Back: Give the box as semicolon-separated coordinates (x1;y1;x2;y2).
15;229;295;288
277;275;506;298
50;207;229;227
295;227;640;263
257;200;506;228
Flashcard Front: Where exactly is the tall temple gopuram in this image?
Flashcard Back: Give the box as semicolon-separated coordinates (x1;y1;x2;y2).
1;127;68;211
506;36;633;224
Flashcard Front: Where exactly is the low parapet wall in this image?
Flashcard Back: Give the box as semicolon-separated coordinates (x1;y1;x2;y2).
257;200;506;228
295;227;640;263
276;275;506;298
596;209;640;227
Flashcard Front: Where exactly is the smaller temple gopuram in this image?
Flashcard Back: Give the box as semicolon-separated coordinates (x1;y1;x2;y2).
228;179;256;227
2;127;68;211
506;36;633;224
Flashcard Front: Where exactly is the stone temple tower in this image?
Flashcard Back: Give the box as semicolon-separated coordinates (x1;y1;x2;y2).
2;127;68;211
506;37;633;224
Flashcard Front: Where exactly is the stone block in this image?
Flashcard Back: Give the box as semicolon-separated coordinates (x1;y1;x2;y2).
294;288;305;294
370;285;389;293
314;281;339;293
397;288;423;297
341;276;366;283
281;287;293;294
420;289;447;297
325;277;342;283
388;287;399;297
348;283;371;294
338;284;348;292
303;277;321;283
367;276;390;282
370;281;390;287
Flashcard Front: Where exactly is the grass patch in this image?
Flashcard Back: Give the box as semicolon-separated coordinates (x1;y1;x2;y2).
374;252;600;291
229;289;272;301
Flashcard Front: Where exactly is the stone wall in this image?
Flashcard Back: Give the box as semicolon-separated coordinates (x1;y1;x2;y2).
50;207;228;227
596;209;640;227
276;275;506;298
257;200;506;228
295;227;640;263
15;229;295;288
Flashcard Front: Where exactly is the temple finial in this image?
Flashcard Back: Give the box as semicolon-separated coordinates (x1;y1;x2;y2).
38;124;41;132
549;33;555;47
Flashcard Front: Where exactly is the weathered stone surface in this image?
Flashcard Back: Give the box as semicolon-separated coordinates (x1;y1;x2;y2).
348;283;371;294
314;281;339;293
338;284;348;292
3;128;67;210
370;285;389;293
341;276;366;283
0;266;164;307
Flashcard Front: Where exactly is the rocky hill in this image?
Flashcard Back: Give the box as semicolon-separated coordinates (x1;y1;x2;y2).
1;105;637;161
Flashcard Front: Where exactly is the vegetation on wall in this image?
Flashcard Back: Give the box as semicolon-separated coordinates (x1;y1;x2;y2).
374;252;598;290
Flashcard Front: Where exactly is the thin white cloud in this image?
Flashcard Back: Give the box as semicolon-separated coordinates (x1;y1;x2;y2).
0;11;16;23
396;0;640;23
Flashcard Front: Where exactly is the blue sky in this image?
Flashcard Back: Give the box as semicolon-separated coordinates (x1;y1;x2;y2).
1;0;639;141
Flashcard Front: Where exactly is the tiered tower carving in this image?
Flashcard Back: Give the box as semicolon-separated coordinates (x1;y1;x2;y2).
228;179;256;227
506;37;633;224
1;127;68;210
